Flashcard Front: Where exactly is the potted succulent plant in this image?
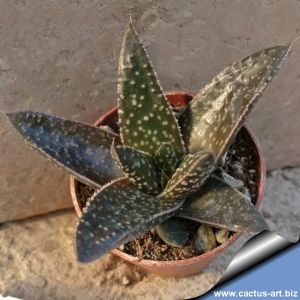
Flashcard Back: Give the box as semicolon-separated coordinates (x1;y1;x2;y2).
7;22;290;277
70;91;266;277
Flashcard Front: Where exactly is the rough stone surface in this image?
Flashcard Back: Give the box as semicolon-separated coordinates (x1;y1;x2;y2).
260;168;300;242
1;1;300;222
0;167;299;299
0;210;251;300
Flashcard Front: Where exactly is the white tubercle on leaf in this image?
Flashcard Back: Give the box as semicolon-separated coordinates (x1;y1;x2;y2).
180;44;291;162
117;23;185;158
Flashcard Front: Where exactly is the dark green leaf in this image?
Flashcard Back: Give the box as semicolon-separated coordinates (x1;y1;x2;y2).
180;45;290;161
177;176;268;234
7;111;122;188
75;178;185;263
160;169;169;190
154;142;178;177
118;23;185;158
155;217;193;247
111;142;161;194
160;151;215;199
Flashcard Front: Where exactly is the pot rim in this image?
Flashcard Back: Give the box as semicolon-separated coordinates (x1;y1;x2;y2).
70;91;266;268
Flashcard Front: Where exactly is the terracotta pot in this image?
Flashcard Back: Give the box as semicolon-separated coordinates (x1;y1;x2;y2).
70;92;266;277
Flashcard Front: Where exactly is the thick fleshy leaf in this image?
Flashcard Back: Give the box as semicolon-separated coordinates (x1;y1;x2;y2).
154;142;178;177
160;151;215;199
111;143;161;194
155;217;193;247
75;178;184;263
160;169;169;190
177;177;268;234
7;111;122;188
180;45;290;161
118;23;185;158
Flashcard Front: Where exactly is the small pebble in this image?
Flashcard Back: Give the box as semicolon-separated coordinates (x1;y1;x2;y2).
121;276;131;286
215;229;231;244
232;162;244;175
160;245;168;253
195;225;217;253
241;157;247;163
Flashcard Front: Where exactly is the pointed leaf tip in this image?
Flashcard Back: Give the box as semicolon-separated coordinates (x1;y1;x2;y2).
118;23;185;158
180;44;290;161
177;177;268;234
6;111;25;124
8;111;122;187
75;178;184;263
128;15;133;26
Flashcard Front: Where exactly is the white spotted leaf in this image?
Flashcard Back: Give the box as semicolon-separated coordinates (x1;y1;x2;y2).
180;45;290;162
177;176;268;234
7;111;122;188
118;23;185;158
111;143;161;194
160;169;170;190
154;142;178;177
160;151;215;200
75;178;185;263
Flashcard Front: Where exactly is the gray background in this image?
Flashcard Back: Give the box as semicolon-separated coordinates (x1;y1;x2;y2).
0;0;299;221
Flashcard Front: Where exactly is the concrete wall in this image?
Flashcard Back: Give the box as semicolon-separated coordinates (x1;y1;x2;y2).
1;0;299;222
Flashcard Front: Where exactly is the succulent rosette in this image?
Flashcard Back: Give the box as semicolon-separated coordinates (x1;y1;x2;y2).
7;23;290;263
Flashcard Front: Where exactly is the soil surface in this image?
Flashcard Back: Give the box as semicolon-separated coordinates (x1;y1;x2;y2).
122;227;200;261
78;129;258;261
